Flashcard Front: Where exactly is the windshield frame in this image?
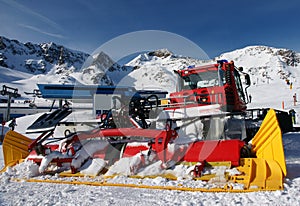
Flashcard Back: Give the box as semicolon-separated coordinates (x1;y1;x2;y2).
178;67;224;91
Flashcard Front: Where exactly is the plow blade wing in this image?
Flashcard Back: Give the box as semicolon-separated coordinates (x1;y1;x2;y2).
227;108;286;191
232;158;284;191
251;109;287;176
2;130;33;170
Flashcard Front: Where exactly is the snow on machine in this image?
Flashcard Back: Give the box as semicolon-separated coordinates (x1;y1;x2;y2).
1;60;287;192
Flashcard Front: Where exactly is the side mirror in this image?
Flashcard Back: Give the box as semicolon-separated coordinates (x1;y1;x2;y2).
173;70;179;75
245;74;251;86
183;76;190;82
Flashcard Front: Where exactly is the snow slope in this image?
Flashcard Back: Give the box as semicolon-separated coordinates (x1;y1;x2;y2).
122;49;208;92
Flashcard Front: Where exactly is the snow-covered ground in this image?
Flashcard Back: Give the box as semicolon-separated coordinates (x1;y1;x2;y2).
0;132;300;205
1;105;300;204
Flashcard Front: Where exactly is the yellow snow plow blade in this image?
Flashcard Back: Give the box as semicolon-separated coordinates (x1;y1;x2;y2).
251;109;287;176
232;158;284;191
2;130;33;169
228;109;287;191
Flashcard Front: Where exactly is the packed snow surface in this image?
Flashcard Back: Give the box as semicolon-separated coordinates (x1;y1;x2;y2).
1;110;300;205
1;133;300;206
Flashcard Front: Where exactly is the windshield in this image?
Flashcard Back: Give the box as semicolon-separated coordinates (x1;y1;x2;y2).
179;69;224;90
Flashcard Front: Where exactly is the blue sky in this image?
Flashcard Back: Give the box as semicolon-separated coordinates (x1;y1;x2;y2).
1;0;300;59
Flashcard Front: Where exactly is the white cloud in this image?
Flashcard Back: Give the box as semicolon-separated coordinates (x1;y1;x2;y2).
1;0;63;32
19;24;65;39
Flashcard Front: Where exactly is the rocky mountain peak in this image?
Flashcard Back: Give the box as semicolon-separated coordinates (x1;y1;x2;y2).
148;48;173;58
91;51;115;69
0;36;89;74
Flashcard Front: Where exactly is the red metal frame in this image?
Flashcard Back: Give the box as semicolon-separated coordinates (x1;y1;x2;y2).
170;61;246;112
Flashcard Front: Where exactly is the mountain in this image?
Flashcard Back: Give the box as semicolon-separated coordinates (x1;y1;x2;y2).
218;45;300;85
0;36;89;75
77;52;132;85
0;36;130;95
122;46;300;93
0;36;135;89
0;36;91;91
1;35;300;103
123;48;209;91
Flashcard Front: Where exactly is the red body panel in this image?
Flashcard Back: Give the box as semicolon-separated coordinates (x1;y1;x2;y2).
183;139;244;166
122;145;149;157
121;139;244;166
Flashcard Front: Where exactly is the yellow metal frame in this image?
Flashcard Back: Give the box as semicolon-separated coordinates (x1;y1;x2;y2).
251;109;287;176
2;130;32;167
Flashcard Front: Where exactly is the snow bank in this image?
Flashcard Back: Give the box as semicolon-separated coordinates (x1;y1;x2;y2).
0;160;39;183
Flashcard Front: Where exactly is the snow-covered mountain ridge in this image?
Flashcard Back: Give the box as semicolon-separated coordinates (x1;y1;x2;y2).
124;46;300;93
1;35;300;97
78;51;133;86
123;48;210;91
0;36;89;75
218;46;300;84
0;36;133;92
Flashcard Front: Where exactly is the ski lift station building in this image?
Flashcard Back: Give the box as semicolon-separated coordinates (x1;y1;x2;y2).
1;84;168;120
36;84;167;116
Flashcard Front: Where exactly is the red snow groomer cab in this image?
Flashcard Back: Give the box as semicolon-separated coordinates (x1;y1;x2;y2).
170;60;251;112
